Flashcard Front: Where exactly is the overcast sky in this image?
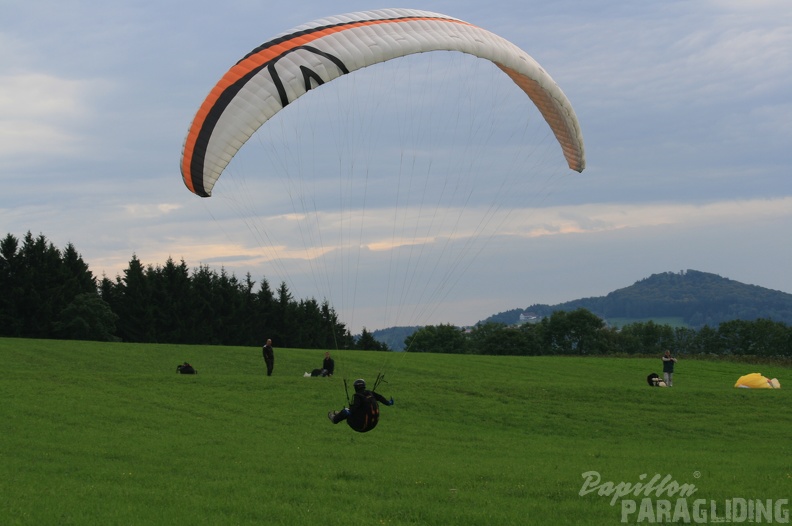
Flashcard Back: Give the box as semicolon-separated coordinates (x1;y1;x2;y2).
2;1;790;334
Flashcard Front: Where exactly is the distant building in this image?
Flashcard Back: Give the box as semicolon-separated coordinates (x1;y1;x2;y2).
518;312;541;325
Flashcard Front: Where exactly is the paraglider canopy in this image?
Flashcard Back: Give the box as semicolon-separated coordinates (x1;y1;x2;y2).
178;9;587;333
734;373;781;389
180;8;585;198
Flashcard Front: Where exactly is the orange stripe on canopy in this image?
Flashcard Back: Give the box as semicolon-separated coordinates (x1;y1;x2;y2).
181;16;471;195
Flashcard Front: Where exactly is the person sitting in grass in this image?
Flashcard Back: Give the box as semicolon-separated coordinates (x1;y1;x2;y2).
328;378;393;433
321;351;335;376
305;352;335;377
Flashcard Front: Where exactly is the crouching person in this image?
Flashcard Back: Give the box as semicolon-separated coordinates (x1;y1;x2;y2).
177;362;197;374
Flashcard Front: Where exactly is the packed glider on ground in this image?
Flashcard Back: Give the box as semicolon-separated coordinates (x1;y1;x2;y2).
180;8;585;197
734;373;781;389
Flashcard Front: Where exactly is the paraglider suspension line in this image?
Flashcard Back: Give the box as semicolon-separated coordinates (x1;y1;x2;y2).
373;372;386;392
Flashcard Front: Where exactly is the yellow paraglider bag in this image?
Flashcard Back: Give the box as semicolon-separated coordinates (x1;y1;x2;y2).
734;373;781;389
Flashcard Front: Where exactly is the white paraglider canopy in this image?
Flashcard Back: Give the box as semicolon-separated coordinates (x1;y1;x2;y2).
181;8;585;198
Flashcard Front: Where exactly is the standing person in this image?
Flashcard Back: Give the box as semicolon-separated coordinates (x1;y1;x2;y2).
262;339;274;376
322;351;335;377
662;350;677;387
328;378;393;433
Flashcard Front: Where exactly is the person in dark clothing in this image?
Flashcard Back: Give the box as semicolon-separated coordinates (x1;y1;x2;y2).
321;351;335;377
662;350;677;387
307;351;335;377
177;362;197;374
328;378;393;433
262;339;274;376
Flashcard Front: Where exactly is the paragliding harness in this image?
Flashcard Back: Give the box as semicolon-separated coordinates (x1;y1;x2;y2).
177;362;197;374
342;373;386;433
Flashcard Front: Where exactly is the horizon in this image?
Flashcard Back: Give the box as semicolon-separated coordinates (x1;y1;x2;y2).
3;1;790;333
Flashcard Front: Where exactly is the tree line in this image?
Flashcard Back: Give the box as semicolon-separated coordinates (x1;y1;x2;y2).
1;232;390;349
3;231;788;357
406;308;792;358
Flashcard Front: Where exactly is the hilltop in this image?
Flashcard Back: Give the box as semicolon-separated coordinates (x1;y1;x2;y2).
485;269;792;329
377;270;792;349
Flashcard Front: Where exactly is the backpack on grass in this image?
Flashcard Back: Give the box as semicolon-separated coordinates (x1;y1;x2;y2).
177;362;197;374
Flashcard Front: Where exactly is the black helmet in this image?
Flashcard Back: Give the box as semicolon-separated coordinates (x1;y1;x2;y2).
353;379;366;392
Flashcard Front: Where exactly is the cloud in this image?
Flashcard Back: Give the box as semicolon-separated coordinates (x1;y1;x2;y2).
558;1;791;109
504;196;792;237
216;196;792;253
112;195;789;292
0;73;94;159
122;203;182;219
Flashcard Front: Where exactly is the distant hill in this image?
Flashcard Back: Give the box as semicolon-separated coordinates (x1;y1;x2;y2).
370;326;421;352
483;270;792;329
371;270;792;349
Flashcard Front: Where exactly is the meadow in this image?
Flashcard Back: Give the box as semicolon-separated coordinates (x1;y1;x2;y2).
1;338;790;525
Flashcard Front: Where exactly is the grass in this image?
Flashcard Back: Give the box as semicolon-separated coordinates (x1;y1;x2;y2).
2;338;790;525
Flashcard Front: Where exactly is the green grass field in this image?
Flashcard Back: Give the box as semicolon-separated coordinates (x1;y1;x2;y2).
2;338;790;525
